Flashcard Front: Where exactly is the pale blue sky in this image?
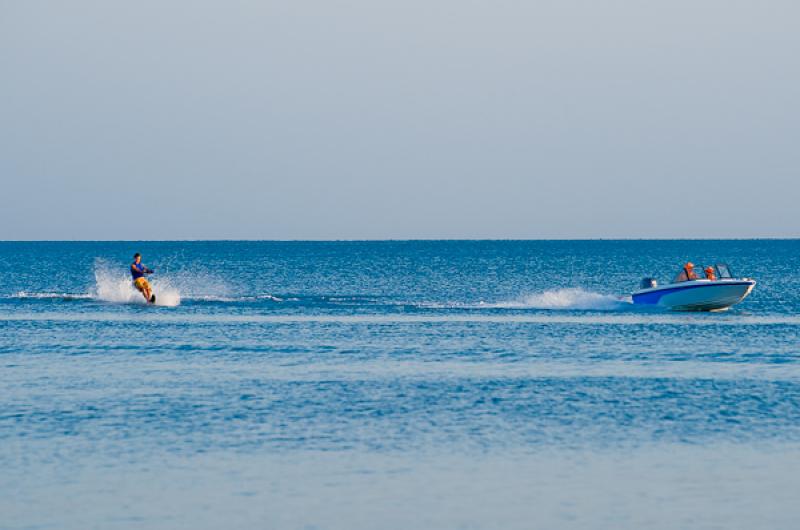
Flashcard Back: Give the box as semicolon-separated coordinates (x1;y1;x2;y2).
1;0;798;239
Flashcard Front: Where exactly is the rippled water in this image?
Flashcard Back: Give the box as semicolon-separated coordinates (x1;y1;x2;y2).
2;241;799;529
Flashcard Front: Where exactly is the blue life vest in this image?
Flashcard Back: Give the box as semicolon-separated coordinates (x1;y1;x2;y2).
131;262;147;280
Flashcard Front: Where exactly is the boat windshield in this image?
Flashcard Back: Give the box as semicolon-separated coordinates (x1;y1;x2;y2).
715;263;733;279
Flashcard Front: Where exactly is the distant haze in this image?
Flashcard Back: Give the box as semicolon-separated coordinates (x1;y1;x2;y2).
1;1;798;239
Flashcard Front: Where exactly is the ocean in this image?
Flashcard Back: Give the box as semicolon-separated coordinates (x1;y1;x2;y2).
2;240;799;529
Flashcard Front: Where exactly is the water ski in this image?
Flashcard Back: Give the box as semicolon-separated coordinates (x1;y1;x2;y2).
149;294;156;304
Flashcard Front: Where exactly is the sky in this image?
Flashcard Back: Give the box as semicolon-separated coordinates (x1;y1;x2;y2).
1;0;798;240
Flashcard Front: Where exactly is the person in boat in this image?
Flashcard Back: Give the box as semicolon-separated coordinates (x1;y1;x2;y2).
131;253;155;302
704;266;716;280
673;262;698;283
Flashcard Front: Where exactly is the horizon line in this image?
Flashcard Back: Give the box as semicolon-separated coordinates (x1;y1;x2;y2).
1;237;798;243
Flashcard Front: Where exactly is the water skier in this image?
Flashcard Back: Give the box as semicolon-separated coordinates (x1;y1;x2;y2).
131;252;155;303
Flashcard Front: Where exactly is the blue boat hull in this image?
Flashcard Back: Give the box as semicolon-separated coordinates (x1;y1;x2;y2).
632;280;756;311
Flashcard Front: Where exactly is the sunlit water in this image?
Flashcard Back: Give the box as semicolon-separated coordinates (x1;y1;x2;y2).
2;241;799;529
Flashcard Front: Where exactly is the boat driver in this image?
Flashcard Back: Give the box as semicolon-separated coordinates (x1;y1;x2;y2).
674;262;698;283
704;266;716;281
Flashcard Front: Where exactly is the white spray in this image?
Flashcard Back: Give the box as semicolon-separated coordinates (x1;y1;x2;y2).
93;260;181;307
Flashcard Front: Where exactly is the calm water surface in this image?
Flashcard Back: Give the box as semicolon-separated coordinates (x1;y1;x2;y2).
2;241;799;529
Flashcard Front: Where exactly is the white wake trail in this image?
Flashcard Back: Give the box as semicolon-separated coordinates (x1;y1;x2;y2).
487;288;629;311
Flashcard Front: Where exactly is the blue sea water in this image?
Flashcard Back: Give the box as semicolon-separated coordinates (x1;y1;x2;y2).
2;240;800;529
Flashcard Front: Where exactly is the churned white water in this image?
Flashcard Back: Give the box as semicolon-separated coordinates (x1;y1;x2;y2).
92;261;182;307
492;287;628;310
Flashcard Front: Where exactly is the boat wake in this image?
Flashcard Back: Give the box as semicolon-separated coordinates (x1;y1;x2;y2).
486;288;631;311
8;275;632;313
9;292;93;301
6;262;182;307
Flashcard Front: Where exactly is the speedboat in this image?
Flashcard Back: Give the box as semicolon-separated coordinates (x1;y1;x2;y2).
632;263;755;311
